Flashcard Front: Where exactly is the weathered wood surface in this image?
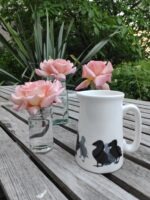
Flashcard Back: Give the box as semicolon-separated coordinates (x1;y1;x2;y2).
0;107;138;200
0;86;150;200
0;127;67;200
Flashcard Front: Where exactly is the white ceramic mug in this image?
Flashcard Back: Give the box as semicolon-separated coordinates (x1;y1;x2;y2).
75;90;141;173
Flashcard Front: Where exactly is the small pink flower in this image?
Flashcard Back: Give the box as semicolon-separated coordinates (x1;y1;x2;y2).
76;60;113;90
11;80;64;115
35;59;76;80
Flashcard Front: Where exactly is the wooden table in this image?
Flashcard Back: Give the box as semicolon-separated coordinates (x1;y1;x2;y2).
0;85;149;200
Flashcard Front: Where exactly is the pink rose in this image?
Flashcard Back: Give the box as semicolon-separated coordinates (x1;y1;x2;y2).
35;58;76;80
11;80;64;115
76;61;113;90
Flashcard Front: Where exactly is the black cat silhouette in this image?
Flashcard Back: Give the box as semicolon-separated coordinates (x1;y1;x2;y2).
76;136;88;161
92;140;110;167
108;140;122;163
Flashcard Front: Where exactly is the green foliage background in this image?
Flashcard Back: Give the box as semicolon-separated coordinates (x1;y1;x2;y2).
111;60;150;101
0;0;149;100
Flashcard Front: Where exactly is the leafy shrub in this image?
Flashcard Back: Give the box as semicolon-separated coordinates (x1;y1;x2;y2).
0;48;22;85
111;60;150;101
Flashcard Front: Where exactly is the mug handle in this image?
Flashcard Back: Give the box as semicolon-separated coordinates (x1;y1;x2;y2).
123;104;141;153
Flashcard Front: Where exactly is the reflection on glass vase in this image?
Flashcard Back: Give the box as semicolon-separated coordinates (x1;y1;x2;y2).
52;79;69;125
28;107;53;153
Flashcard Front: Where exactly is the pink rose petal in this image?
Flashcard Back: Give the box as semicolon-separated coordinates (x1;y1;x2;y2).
40;94;56;108
94;74;111;88
35;69;49;77
75;79;90;90
82;65;96;78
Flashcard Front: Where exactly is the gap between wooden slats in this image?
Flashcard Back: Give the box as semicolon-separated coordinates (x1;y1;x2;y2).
68;90;150;107
69;101;150;121
0;87;15;93
0;110;138;200
2;104;150;167
0;87;150;113
0;128;67;200
0;187;5;200
67;103;150;136
68;96;150;114
0;106;150;200
0;87;150;108
67;107;150;146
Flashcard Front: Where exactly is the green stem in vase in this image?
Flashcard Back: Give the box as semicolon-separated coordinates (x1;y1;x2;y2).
30;108;50;139
90;81;96;90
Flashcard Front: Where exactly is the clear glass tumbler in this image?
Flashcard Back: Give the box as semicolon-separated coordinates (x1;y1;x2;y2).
28;107;53;153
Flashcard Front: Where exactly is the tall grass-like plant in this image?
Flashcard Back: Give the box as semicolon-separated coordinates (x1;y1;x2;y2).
0;10;73;83
0;8;119;87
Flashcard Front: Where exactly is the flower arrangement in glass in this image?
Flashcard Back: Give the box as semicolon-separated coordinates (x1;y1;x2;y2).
11;80;64;153
36;58;76;125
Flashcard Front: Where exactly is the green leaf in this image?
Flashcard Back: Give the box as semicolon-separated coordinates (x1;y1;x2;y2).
0;34;26;68
33;12;43;63
0;81;5;86
46;11;51;59
0;68;20;82
50;20;54;57
0;17;29;59
81;30;119;64
21;67;29;79
60;20;74;58
57;22;64;58
29;69;36;81
81;38;109;64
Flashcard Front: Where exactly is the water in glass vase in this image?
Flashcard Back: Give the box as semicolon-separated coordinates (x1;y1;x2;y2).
48;77;69;125
28;107;53;153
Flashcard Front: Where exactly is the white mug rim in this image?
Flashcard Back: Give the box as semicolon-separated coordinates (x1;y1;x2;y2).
77;90;124;99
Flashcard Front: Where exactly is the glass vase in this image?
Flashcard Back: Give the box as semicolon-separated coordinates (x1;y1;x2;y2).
48;77;69;125
28;107;53;153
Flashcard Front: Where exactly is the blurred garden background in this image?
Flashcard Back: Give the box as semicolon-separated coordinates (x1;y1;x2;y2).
0;0;150;100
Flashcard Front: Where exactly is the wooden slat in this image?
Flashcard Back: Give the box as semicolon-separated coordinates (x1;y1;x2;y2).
67;103;150;137
0;86;15;92
3;104;150;164
59;111;150;170
124;114;150;126
113;159;150;196
69;102;150;127
0;128;67;200
0;107;139;200
1;106;150;200
68;91;150;106
0;96;7;102
0;88;150;199
66;109;150;148
1;88;150;108
124;98;150;106
123;120;150;135
0;91;10;100
68;94;150;113
0;88;11;94
68;101;150;119
3;88;150;114
69;101;150;120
